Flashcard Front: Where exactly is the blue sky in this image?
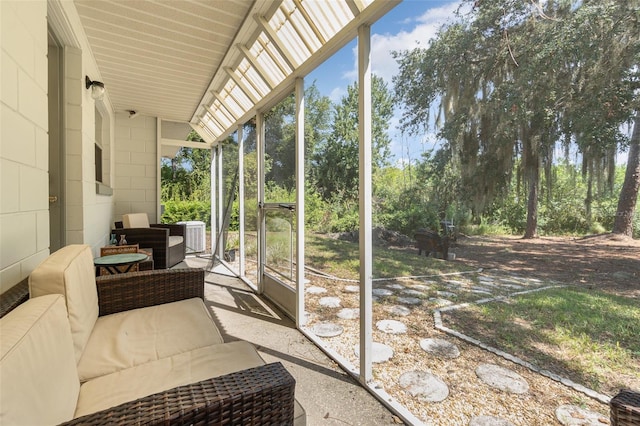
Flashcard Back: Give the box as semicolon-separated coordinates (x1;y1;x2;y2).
307;0;463;165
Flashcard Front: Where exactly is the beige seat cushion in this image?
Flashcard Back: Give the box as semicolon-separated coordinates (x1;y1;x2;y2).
123;213;150;228
75;341;263;418
168;235;184;247
1;295;80;425
77;297;224;382
29;244;99;363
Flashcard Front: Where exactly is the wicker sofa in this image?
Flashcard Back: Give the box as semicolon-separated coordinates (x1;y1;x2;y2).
0;244;305;425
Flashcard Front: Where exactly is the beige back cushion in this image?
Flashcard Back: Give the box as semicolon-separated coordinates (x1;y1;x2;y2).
0;295;80;424
29;244;99;363
123;213;150;228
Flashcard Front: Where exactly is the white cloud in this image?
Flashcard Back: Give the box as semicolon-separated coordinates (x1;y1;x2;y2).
344;2;461;85
329;86;346;103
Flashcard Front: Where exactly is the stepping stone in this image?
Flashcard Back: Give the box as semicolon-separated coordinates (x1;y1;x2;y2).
337;308;359;320
555;405;609;426
436;291;457;298
376;319;407;334
397;297;422;305
311;322;344;337
384;305;411;316
469;416;515;426
428;297;453;306
344;285;360;293
447;280;465;286
478;276;495;283
373;288;394;297
319;297;341;308
354;342;394;363
420;338;460;359
402;289;424;296
412;284;431;291
471;286;494;294
398;371;449;402
475;364;529;394
386;283;405;290
471;289;493;295
306;286;327;294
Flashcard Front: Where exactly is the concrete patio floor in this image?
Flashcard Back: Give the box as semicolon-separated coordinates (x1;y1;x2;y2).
182;255;400;426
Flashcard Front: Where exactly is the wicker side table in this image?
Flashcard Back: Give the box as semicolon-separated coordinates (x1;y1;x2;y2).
610;389;640;425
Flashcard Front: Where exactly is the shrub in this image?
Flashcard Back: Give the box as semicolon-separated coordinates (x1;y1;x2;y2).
161;200;211;227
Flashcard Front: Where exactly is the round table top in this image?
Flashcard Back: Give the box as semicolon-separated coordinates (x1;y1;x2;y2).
94;253;148;266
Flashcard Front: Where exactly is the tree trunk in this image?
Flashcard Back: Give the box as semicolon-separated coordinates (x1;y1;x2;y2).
524;166;539;239
585;159;593;228
612;114;640;236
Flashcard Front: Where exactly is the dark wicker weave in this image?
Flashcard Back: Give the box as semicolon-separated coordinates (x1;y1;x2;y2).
0;268;204;318
610;389;640;426
60;362;295;426
0;280;28;319
96;268;204;316
113;222;186;269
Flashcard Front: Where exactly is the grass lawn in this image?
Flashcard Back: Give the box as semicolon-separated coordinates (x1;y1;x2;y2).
443;287;640;396
305;233;468;279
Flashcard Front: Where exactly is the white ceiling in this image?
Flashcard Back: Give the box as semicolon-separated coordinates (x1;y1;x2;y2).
75;0;254;122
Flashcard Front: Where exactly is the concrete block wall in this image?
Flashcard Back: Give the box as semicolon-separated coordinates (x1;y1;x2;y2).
0;0;50;293
114;113;158;224
1;0;118;292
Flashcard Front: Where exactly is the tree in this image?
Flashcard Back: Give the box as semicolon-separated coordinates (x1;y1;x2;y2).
613;116;640;236
393;0;639;238
263;83;332;193
557;0;640;235
314;75;394;203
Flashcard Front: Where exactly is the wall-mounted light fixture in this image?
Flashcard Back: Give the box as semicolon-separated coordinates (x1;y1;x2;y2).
85;76;105;101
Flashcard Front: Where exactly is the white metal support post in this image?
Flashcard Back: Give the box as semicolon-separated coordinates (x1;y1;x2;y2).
156;119;162;222
256;113;265;294
217;144;224;260
237;125;245;278
210;145;217;254
295;77;306;327
358;24;373;384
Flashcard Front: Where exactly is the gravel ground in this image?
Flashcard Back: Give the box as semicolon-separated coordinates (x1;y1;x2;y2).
303;271;613;425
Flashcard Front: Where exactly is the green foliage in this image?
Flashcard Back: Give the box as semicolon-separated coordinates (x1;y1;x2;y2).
483;162;640;236
161;200;211;227
161;132;212;202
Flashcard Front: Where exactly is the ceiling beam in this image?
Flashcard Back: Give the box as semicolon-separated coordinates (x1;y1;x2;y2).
225;67;261;104
255;14;297;71
239;44;278;89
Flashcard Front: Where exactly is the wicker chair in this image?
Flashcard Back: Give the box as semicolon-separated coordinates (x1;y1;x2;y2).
114;213;186;269
0;269;296;425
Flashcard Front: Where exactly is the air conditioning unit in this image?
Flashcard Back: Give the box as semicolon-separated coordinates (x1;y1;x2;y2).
178;221;206;253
